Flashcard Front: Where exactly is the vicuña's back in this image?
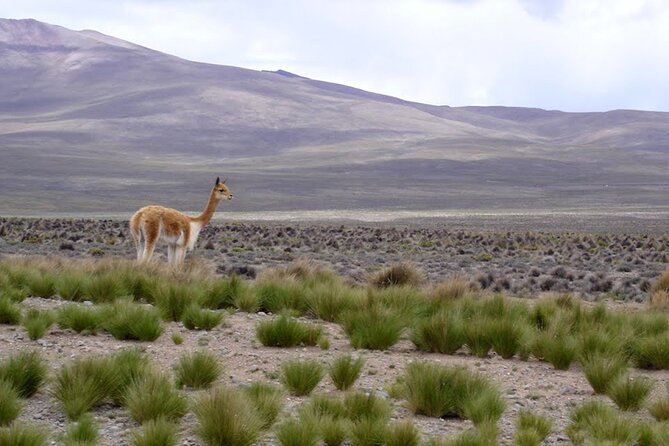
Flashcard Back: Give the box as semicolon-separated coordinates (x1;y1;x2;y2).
130;177;233;267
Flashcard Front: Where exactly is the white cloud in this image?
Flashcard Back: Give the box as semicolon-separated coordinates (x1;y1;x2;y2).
3;0;669;111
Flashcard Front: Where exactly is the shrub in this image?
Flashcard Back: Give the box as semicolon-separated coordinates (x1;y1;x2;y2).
101;301;164;342
580;353;627;394
57;304;102;334
0;297;21;325
22;308;54;340
123;372;188;424
62;414;98;446
52;356;118;420
329;354;364;391
174;350;222;389
0;350;47;398
341;307;403;351
130;418;179;446
605;374;654;411
384;420;420;446
242;382;283;429
411;310;465;354
370;262;424;288
281;359;325;396
0;423;48;446
0;379;21;426
276;418;319;446
181;304;224;331
193;385;263;446
256;315;323;348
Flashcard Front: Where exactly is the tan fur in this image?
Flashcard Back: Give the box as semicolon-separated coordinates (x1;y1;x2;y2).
130;178;233;267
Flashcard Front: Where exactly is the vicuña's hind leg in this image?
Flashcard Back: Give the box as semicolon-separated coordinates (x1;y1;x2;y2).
175;246;187;267
129;214;144;262
140;221;159;264
167;244;176;267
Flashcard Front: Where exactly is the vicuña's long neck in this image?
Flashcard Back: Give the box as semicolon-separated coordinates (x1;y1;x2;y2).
192;189;220;224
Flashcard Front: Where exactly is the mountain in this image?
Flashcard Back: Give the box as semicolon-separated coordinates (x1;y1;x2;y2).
1;18;668;215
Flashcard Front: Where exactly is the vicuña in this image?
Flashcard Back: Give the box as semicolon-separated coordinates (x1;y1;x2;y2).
130;177;233;267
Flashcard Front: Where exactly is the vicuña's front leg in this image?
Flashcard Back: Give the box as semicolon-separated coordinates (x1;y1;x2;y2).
167;244;176;266
175;246;187;267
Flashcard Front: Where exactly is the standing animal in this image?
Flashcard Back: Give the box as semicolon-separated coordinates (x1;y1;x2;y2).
130;177;233;267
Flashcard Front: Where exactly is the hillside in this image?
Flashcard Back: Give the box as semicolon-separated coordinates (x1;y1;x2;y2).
1;18;668;214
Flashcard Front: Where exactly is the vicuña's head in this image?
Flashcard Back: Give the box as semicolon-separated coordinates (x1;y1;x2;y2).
213;177;234;200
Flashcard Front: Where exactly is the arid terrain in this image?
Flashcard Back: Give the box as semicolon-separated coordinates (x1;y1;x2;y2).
1;215;669;445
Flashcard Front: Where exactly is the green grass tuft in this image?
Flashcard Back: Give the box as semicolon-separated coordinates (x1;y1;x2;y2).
0;350;47;398
0;423;48;446
256;315;323;347
0;297;21;325
276;418;320;446
242;382;283;429
57;304;102;335
281;359;325;396
123;372;188;424
341;306;403;351
181;304;224;331
174;350;222;389
605;374;654;412
22;308;54;340
61;414;98;446
130;418;179;446
101;300;164;341
329;354;364;391
0;379;22;426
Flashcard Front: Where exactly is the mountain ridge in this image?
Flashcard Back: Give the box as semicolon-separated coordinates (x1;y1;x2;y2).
1;18;668;214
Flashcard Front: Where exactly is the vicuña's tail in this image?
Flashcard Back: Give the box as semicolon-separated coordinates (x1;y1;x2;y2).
129;212;143;261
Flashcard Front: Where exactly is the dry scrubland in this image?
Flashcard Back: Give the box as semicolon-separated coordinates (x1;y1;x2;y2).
1;218;669;445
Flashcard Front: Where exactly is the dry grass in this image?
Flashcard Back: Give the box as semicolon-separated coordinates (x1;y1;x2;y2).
429;275;477;300
369;262;425;289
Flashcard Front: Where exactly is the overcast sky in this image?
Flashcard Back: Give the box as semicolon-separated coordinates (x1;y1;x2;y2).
4;0;669;112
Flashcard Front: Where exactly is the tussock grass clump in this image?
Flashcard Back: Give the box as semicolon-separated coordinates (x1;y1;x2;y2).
341;306;403;351
298;394;347;421
489;319;523;359
0;297;21;325
123;372;188;424
109;348;153;405
463;318;494;358
384;420;420;446
651;267;669;295
52;356;119;420
256;315;324;348
411;310;465;354
155;282;203;322
319;416;349;446
54;271;89;301
22;308;54;341
566;400;638;445
533;330;578;370
305;284;358;322
0;350;47;398
513;410;552;446
276;418;319;446
181;304;224;330
174;350;222;389
203;274;249;310
629;334;669;370
370;262;424;288
580;352;627;394
193;385;263;446
344;391;392;422
171;332;183;345
403;361;504;425
349;418;388;446
83;273;128;303
101;300;164;342
26;272;56;298
242;382;283;429
649;382;669;421
62;414;98;446
255;279;308;315
441;425;499;446
130;418;179;446
649;290;669;311
281;359;325;396
57;304;102;335
329;354;364;391
605;374;654;411
0;380;22;426
429;275;475;300
0;423;48;446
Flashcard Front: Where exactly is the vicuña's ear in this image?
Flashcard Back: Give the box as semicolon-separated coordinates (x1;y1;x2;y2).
222;177;228;184
215;177;220;185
